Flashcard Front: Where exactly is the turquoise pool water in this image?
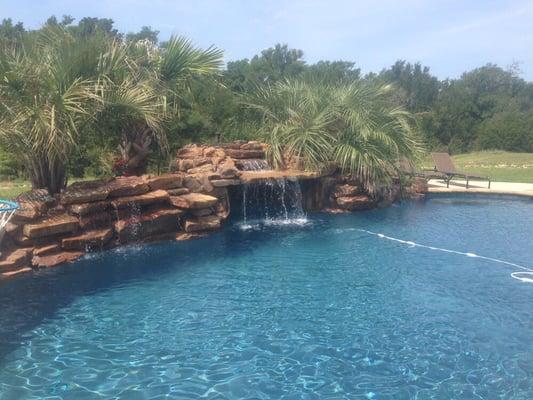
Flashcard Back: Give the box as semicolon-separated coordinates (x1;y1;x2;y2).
0;195;532;399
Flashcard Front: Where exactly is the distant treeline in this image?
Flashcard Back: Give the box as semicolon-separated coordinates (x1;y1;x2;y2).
1;16;532;179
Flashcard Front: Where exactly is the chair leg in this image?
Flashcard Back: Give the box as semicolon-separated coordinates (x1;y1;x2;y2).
488;179;491;189
466;177;469;189
446;177;450;188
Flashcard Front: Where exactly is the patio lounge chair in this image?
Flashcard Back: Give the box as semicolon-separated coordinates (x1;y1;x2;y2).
397;158;447;181
430;152;490;189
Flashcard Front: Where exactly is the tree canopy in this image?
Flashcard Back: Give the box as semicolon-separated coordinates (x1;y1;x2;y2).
1;15;533;191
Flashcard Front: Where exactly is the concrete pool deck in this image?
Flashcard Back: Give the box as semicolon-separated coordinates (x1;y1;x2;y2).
428;179;533;197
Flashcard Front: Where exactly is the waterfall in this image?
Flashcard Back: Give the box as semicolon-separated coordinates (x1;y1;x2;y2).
238;159;270;171
113;201;142;243
239;178;308;230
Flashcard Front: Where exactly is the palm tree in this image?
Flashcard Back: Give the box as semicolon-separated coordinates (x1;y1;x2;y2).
96;36;223;176
243;79;424;192
0;27;104;194
0;26;223;192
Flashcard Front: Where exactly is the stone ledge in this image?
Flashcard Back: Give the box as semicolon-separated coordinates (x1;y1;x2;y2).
170;193;218;209
32;251;84;268
61;229;114;251
110;190;169;210
184;215;221;232
23;215;80;239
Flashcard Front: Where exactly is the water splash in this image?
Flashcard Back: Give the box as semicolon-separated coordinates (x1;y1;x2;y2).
358;229;533;283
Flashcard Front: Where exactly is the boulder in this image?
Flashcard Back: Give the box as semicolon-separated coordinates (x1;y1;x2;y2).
336;195;375;211
176;144;205;159
145;174;184;190
240;141;263;150
62;228;113;250
1;267;32;278
33;244;60;256
191;208;213;217
187;164;215;175
184;215;221;232
170;193;218;209
61;179;111;205
177;159;194;171
217;159;239;178
79;211;113;230
0;248;33;271
23;215;79;239
412;177;428;194
32;251;84;268
11;204;42;224
12;189;54;222
110;190;169;209
68;200;111;216
183;175;213;193
114;208;183;242
5;222;21;236
9;230;34;246
204;147;225;158
225;149;265;159
210;179;240;187
167;188;190;196
175;232;208;241
107;176;149;198
334;184;360;198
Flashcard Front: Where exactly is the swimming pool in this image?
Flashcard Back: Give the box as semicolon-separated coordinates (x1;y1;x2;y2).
0;195;531;399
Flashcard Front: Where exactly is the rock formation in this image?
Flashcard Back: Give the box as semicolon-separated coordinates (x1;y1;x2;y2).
0;140;419;279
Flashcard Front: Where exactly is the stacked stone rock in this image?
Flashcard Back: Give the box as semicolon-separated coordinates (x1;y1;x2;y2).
0;141;269;278
328;182;376;212
0;140;417;279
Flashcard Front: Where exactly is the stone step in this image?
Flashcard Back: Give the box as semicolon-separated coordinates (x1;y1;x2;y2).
210;179;240;187
184;215;221;232
114;208;184;243
146;173;184;190
336;195;375;211
68;200;111;216
107;176;149;198
0;248;33;271
1;267;32;278
110;190;169;209
34;244;60;256
32;251;84;268
61;228;114;250
23;215;79;239
61;179;111;205
170;193;218;210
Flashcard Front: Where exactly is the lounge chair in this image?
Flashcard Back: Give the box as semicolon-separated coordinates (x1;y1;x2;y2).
397;158;447;181
430;152;490;189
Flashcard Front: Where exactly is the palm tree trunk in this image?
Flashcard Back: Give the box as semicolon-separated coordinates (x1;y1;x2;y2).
29;156;67;195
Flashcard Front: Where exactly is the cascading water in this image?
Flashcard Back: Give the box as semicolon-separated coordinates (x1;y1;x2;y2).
113;201;143;243
238;159;270;171
239;178;308;230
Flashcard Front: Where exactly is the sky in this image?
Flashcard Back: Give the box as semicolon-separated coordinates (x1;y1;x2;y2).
2;0;533;80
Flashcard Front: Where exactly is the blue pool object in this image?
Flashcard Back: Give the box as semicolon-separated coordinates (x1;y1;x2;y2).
0;195;532;399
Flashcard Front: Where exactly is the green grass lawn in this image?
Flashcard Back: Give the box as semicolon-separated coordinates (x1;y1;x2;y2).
0;180;32;200
0;177;94;200
0;151;532;199
422;151;533;183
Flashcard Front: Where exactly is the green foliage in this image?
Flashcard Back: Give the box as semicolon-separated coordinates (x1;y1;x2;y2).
244;80;423;191
380;62;533;154
1;14;532;190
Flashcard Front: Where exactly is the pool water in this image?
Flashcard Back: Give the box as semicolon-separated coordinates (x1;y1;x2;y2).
0;195;532;399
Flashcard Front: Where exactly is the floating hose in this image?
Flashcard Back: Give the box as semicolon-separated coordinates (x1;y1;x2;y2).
358;229;533;283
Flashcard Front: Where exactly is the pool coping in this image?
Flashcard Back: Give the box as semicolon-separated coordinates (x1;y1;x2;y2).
427;179;533;198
